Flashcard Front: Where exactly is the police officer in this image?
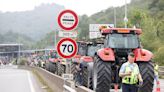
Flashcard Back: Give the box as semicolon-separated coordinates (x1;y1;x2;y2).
119;52;143;92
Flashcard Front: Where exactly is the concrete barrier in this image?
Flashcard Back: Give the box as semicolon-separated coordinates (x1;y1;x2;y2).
76;86;94;92
19;66;94;92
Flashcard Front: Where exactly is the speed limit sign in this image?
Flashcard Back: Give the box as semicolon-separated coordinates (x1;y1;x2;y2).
57;38;78;58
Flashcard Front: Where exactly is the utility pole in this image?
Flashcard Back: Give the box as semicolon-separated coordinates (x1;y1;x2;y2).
124;0;128;28
54;29;57;47
114;7;117;27
18;32;20;64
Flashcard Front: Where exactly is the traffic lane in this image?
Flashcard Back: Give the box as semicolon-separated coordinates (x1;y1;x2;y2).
0;68;44;92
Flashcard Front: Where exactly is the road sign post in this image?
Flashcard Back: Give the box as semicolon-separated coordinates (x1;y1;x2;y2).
57;10;79;90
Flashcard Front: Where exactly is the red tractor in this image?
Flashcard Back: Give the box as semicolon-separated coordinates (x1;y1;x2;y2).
92;27;154;92
45;50;60;74
71;41;87;75
80;41;103;88
57;57;71;76
46;50;68;76
71;41;103;88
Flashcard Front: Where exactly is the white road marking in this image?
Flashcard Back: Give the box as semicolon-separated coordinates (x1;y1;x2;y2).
27;71;35;92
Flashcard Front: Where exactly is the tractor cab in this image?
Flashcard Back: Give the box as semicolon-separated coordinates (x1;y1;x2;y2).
87;41;103;57
99;26;143;63
48;50;59;62
71;41;88;64
77;41;103;63
77;41;88;57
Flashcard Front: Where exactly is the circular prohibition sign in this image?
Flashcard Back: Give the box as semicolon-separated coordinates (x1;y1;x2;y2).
57;38;78;58
57;9;79;31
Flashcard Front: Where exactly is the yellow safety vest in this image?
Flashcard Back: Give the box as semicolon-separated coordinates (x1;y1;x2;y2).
154;64;159;76
122;62;139;84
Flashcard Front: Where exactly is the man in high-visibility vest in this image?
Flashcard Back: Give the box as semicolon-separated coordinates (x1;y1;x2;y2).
154;62;159;82
119;52;143;92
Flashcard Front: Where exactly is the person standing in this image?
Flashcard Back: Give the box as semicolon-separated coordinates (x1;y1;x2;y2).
75;61;83;86
119;52;143;92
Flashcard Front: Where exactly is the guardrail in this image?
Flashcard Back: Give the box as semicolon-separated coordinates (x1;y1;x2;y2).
19;66;94;92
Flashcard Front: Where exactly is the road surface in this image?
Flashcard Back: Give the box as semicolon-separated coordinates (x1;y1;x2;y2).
0;65;45;92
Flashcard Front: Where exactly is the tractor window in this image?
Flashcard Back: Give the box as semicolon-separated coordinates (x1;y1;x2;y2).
77;44;87;56
50;51;58;58
108;34;139;48
87;44;103;56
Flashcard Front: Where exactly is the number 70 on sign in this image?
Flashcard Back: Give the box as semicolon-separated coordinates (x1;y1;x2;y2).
57;38;78;58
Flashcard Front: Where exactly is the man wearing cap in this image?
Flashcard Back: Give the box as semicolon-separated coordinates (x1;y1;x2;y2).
119;52;143;92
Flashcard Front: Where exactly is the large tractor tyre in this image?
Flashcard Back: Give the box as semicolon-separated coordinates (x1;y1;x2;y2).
71;63;76;75
138;61;154;92
49;63;56;73
83;62;93;89
61;65;66;75
93;57;112;92
57;62;62;76
45;63;50;71
48;63;53;72
87;62;94;89
83;67;88;87
51;63;58;75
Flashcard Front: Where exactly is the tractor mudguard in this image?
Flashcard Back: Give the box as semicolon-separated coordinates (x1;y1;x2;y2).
74;55;81;58
72;55;81;63
134;48;153;62
97;48;115;61
49;58;58;63
80;56;93;62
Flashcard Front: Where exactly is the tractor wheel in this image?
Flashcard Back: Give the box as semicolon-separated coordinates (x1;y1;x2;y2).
83;66;88;87
138;61;154;92
93;57;112;92
57;62;62;76
71;63;76;75
53;63;58;75
61;65;66;75
45;62;50;71
49;62;56;73
83;62;93;89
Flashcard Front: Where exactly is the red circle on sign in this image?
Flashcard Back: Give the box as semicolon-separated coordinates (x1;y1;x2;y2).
58;10;79;31
57;38;78;58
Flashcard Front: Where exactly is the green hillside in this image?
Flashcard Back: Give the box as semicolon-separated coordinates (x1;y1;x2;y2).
39;0;164;64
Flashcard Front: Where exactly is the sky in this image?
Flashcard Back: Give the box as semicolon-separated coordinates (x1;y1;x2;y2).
0;0;131;16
